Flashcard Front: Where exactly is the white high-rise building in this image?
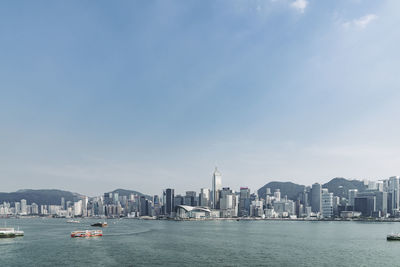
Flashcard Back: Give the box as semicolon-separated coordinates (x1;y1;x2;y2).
15;202;21;215
348;189;358;207
199;188;210;207
20;199;27;215
212;167;222;209
274;189;281;202
321;189;333;218
74;200;82;216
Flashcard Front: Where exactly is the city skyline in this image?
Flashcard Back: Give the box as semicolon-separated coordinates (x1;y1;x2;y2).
2;173;399;221
2;1;400;196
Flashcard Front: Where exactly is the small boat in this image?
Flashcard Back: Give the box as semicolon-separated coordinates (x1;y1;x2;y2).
91;222;108;227
387;233;400;241
67;220;80;223
0;228;24;238
71;230;103;238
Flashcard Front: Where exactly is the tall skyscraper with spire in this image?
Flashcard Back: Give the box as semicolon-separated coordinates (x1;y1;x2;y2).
212;167;222;209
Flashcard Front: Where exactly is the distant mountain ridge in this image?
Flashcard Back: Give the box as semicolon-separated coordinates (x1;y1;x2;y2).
257;182;305;201
0;189;80;206
0;188;151;205
257;177;367;201
322;177;366;198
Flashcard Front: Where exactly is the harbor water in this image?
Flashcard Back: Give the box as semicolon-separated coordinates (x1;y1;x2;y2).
0;218;400;266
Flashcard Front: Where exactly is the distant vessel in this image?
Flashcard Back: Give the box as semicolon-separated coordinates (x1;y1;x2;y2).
71;230;103;238
67;220;80;223
91;222;108;227
0;228;24;238
387;234;400;241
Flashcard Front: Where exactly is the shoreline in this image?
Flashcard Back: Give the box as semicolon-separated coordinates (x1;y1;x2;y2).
1;216;400;223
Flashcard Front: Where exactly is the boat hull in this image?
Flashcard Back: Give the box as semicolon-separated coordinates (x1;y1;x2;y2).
71;230;103;238
0;233;16;238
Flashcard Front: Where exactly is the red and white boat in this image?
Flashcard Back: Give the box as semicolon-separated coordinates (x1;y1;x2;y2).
70;230;103;238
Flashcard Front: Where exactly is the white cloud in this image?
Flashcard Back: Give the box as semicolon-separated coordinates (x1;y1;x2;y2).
291;0;308;13
342;14;378;29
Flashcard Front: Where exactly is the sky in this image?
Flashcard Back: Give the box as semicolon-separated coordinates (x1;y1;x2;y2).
1;0;400;196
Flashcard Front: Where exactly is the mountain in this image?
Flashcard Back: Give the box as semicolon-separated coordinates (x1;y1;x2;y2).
257;181;305;201
0;189;80;206
110;189;152;200
322;177;366;198
257;178;367;201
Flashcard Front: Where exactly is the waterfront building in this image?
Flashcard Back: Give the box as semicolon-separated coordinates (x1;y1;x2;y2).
239;187;250;217
20;199;27;215
199;188;210;207
273;200;295;217
74;200;82;216
139;196;148;216
14;202;20;215
354;193;376;217
176;205;211;219
220;187;237;217
321;189;333;218
153;195;161;216
163;188;175;217
348;189;358;208
311;183;322;213
212;167;222;209
250;199;264;217
388;176;399;214
31;203;39;214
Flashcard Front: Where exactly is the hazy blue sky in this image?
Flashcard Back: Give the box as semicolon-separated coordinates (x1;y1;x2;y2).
1;0;399;196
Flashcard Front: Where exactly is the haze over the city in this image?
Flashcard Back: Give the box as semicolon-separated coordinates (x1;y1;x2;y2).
1;0;399;196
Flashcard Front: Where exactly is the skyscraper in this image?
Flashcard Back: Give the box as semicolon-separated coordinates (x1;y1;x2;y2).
311;183;322;213
199;188;210;207
20;199;27;215
239;187;250;217
164;188;175;217
321;189;333;218
348;189;358;208
212;167;222;209
388;176;399;214
274;189;281;202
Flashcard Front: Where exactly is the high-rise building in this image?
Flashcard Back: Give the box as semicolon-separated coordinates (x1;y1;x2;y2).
164;188;175;217
311;183;322;213
113;192;119;204
15;202;20;215
389;176;399;214
74;200;82;216
220;187;237;217
274;189;281;202
321;189;333;218
212;167;222;209
199;188;210;207
20;199;27;215
266;188;271;196
348;189;358;208
354;193;376;217
139;196;148;216
61;197;65;210
239;187;250;217
31;203;39;215
185;191;197;206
